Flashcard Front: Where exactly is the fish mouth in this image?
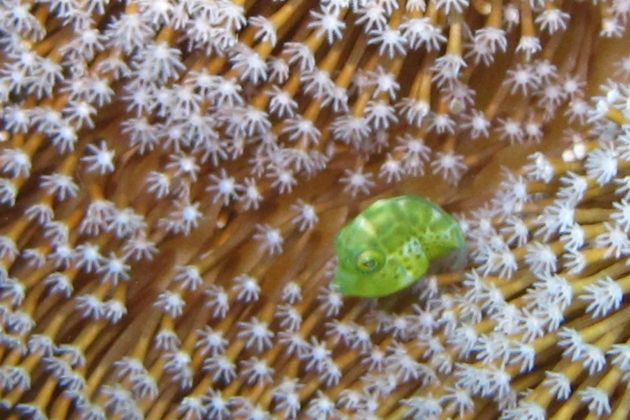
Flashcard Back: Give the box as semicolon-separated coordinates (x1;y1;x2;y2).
332;269;354;295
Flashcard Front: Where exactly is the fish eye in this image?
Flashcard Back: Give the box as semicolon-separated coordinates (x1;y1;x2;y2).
356;250;383;273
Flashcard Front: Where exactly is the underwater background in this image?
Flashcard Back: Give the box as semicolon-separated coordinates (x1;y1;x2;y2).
1;0;630;418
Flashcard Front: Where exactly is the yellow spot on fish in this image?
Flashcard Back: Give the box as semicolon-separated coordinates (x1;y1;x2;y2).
355;215;377;237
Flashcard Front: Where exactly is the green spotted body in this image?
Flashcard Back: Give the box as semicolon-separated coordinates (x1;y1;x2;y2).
333;195;465;297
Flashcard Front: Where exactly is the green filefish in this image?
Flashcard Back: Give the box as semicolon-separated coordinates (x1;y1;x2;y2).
333;196;466;297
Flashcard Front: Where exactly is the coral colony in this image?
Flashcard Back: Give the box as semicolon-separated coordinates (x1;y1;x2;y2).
0;0;629;419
